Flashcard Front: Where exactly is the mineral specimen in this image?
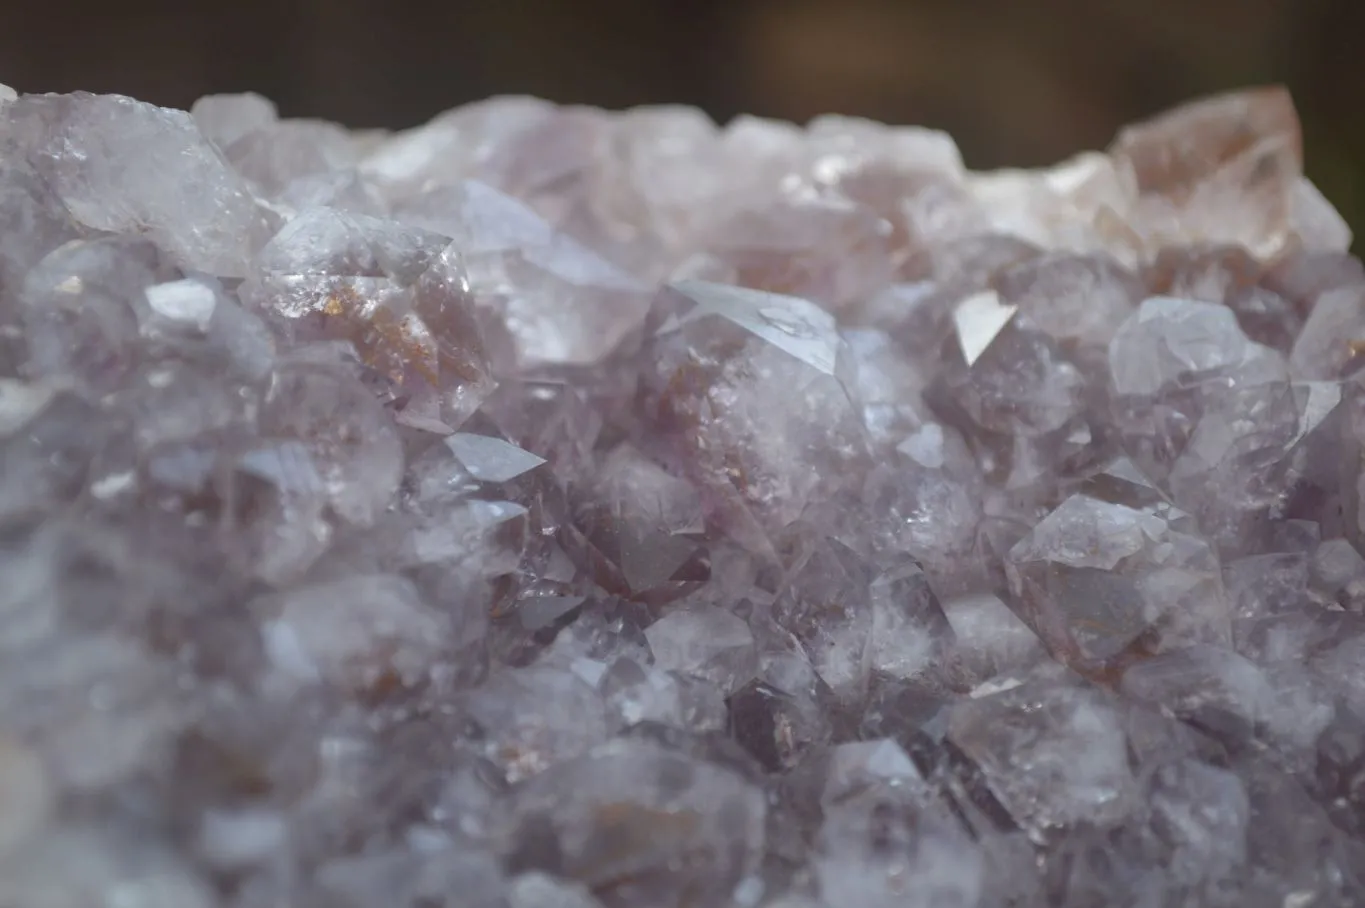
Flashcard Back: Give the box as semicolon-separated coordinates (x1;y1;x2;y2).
0;82;1362;907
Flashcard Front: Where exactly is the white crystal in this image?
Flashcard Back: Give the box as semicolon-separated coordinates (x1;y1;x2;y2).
0;380;60;435
952;289;1018;366
145;278;218;331
644;606;759;694
260;574;448;690
445;433;546;483
0;737;51;858
1111;296;1285;396
667;280;842;376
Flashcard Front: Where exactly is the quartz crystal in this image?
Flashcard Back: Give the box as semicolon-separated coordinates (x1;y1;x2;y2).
0;83;1362;906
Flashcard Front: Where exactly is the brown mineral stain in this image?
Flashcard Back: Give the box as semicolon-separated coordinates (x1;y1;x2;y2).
440;344;488;385
369;309;441;388
321;284;444;388
576;801;703;878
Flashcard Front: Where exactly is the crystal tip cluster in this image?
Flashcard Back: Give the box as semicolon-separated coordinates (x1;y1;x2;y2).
1;81;1365;907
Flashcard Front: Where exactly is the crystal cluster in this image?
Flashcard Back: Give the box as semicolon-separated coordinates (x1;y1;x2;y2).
1;82;1364;907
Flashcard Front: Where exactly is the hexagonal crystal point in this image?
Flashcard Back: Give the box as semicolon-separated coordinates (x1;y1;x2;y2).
1004;493;1229;678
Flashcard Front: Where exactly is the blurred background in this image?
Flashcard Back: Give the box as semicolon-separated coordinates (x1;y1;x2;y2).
3;0;1361;240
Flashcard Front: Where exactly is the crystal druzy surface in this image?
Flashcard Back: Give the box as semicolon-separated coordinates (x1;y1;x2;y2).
0;83;1363;906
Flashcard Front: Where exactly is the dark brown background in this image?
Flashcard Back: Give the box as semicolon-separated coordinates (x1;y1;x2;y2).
4;0;1360;239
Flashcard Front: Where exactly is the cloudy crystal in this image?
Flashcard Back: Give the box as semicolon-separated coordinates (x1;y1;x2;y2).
1;93;274;276
949;671;1138;835
636;281;868;554
1005;494;1229;676
643;605;757;694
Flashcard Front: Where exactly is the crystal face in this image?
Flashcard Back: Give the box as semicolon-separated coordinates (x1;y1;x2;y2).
0;84;1363;906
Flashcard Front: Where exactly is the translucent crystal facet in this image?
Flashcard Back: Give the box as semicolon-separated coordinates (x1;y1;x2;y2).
1;93;275;276
1005;494;1229;677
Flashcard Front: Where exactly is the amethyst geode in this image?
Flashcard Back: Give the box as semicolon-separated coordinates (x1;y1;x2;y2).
0;83;1362;907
